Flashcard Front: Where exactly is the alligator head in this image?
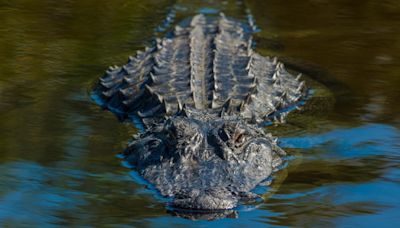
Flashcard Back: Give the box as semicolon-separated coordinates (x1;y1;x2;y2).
124;109;285;212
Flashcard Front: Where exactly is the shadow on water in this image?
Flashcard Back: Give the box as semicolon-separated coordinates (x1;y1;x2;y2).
0;0;400;226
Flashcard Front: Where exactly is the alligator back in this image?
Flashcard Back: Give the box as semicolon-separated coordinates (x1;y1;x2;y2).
93;13;306;127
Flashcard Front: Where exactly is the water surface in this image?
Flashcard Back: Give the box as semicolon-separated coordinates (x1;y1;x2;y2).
0;0;399;227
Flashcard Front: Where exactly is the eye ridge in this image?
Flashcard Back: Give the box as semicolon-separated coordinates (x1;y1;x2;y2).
148;139;162;149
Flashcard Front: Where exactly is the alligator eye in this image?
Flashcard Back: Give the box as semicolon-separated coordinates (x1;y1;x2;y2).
234;133;246;146
236;134;244;143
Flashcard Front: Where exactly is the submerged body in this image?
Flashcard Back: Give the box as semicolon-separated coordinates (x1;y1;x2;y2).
93;14;307;212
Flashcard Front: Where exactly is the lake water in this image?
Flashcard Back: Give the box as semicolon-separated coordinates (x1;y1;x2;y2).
0;0;399;227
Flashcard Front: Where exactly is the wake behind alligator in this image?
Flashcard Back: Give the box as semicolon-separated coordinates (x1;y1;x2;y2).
92;13;307;216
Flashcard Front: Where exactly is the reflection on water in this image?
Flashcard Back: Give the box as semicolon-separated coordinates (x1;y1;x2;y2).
0;0;400;226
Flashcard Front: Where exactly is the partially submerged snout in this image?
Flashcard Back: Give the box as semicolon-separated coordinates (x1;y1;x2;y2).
172;188;238;210
123;113;286;211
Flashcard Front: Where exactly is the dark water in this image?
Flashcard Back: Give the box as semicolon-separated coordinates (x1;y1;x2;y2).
1;0;399;226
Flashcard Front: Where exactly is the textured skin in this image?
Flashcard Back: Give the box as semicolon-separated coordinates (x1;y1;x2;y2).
124;111;285;211
93;14;307;213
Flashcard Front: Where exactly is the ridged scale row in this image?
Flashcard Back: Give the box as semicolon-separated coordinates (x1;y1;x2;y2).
94;14;306;126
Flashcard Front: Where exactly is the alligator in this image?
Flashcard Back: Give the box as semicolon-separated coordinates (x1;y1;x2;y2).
92;13;307;216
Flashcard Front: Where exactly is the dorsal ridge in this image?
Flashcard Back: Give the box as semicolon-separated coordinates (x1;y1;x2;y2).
189;14;216;110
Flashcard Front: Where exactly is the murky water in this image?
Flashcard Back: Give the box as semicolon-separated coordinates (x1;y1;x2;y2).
1;0;399;226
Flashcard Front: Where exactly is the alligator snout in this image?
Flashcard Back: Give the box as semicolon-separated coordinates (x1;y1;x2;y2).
171;188;238;210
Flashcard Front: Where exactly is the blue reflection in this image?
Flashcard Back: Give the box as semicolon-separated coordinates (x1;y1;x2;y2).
0;162;88;226
281;124;400;158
